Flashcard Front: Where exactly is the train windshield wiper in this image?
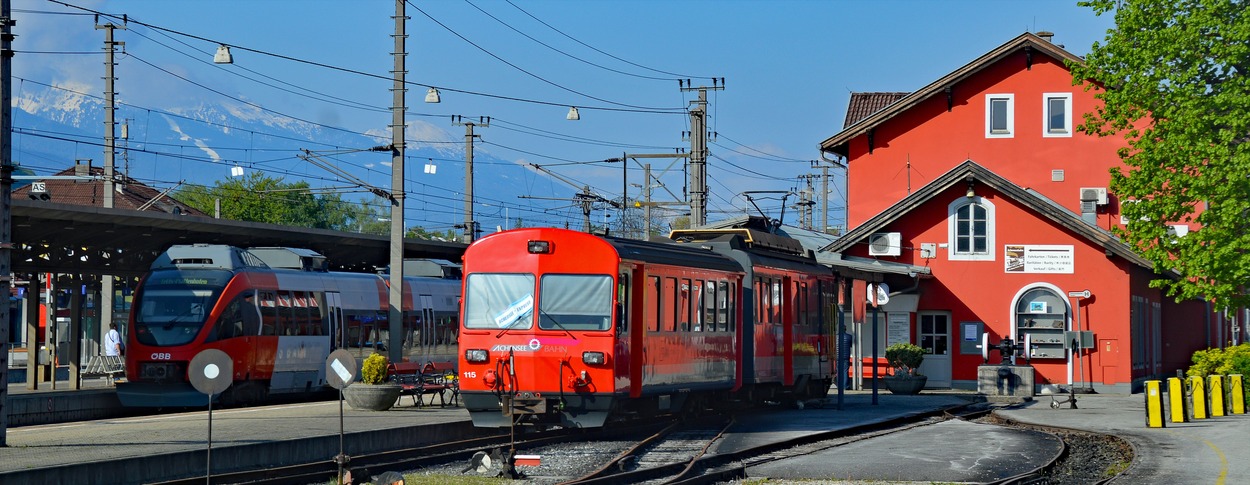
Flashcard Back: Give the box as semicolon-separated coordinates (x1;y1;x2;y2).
539;310;578;341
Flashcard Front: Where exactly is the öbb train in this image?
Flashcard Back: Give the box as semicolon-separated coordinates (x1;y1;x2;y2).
116;244;460;407
457;227;836;428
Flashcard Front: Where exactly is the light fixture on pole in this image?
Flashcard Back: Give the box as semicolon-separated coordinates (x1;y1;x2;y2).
566;106;580;120
424;87;441;103
213;45;233;64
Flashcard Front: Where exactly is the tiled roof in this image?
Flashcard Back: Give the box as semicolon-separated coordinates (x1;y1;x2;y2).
12;164;207;216
844;92;909;128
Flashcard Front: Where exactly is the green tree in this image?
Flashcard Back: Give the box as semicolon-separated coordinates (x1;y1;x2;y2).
406;226;457;241
176;172;356;231
1072;0;1250;309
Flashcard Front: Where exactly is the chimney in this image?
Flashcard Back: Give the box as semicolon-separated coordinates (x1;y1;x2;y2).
1036;31;1055;43
74;159;91;177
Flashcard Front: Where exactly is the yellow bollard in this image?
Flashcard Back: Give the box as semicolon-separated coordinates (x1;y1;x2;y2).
1144;380;1165;428
1228;375;1244;415
1209;375;1225;417
1167;377;1187;423
1189;376;1207;420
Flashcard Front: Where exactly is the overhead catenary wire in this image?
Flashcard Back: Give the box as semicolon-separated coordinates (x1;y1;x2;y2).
47;0;686;115
502;0;710;80
463;0;676;82
406;0;678;111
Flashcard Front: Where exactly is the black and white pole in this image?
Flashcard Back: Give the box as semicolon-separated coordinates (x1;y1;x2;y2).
188;349;233;484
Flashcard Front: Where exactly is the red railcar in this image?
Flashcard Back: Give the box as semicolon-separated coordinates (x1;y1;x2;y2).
458;227;835;428
116;244;460;407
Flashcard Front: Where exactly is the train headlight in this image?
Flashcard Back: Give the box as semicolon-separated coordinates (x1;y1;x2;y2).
527;240;551;254
582;351;606;365
465;349;489;363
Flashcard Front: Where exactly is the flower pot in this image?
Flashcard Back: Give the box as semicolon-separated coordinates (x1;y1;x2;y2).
343;382;402;411
884;375;928;395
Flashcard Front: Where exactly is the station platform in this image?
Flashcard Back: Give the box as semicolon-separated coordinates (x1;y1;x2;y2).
742;390;1250;484
2;385;1247;484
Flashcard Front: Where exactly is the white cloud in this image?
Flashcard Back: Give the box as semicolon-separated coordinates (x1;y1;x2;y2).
160;113;221;162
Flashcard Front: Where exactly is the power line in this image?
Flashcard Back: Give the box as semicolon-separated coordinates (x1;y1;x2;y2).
47;0;686;115
130;27;389;114
463;0;675;82
502;0;709;79
407;0;678;111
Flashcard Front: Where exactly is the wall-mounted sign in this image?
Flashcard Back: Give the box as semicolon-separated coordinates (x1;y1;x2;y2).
1004;245;1074;274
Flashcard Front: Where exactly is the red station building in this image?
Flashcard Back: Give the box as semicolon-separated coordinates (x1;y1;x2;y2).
819;32;1229;393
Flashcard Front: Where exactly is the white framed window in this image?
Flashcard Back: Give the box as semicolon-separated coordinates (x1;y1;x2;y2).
1043;92;1072;137
947;196;996;261
985;93;1014;138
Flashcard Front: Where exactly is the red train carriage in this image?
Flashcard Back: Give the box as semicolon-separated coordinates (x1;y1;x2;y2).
670;228;837;402
458;227;835;428
116;244;460;407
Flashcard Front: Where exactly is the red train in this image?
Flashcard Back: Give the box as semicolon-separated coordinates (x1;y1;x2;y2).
116;244;460;407
457;227;836;428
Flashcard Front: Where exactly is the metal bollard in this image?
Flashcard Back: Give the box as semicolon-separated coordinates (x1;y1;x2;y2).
1167;377;1187;423
1144;380;1165;428
1229;375;1245;415
1189;376;1207;420
1209;375;1225;417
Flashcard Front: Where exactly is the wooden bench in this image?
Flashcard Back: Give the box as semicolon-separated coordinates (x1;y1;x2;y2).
387;362;424;407
388;361;459;408
417;362;459;408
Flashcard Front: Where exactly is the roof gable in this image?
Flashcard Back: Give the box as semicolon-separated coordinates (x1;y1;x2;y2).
820;160;1154;271
821;32;1085;157
13;164;207;216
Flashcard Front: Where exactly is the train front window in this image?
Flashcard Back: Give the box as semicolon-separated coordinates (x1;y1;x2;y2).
134;288;219;346
464;273;536;330
540;274;613;331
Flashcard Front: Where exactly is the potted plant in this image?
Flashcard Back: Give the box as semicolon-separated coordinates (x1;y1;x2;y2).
884;343;928;394
344;352;402;411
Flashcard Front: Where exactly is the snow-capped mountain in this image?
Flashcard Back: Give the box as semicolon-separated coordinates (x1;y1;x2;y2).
9;83;584;232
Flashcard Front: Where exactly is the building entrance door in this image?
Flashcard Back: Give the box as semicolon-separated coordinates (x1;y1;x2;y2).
917;312;950;387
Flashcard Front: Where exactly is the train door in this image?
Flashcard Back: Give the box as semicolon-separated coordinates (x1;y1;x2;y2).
419;294;434;363
325;292;343;349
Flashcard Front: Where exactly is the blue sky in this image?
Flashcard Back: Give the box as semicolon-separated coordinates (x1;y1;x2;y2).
13;0;1115;232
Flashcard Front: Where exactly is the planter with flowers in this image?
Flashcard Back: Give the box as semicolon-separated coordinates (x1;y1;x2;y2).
343;352;402;411
884;343;928;395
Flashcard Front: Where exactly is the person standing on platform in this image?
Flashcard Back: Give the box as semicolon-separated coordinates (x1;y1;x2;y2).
104;323;122;357
838;330;853;390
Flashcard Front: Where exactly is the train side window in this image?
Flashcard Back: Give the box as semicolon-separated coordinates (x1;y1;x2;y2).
679;278;693;332
259;290;278;336
646;276;660;332
797;282;809;328
715;281;728;332
772;279;784;325
663;277;677;332
727;281;737;332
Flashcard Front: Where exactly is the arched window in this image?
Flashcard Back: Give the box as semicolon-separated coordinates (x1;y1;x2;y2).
947;196;995;261
1013;286;1068;360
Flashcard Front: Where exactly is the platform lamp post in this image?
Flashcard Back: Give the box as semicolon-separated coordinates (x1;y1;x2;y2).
0;0;14;447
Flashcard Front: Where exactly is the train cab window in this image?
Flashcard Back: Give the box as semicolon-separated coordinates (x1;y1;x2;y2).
725;281;737;332
463;273;536;330
134;288;217;346
540;274;613;331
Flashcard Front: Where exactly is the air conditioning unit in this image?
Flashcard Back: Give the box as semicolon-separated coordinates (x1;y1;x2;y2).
1080;187;1108;205
868;232;902;256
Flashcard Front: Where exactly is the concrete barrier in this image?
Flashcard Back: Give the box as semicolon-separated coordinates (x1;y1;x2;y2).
1229;375;1245;415
1189;375;1207;420
1144;380;1164;428
1167;377;1187;423
1209;375;1225;417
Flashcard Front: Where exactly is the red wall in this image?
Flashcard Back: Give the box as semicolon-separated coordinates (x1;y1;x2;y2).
845;53;1126;229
